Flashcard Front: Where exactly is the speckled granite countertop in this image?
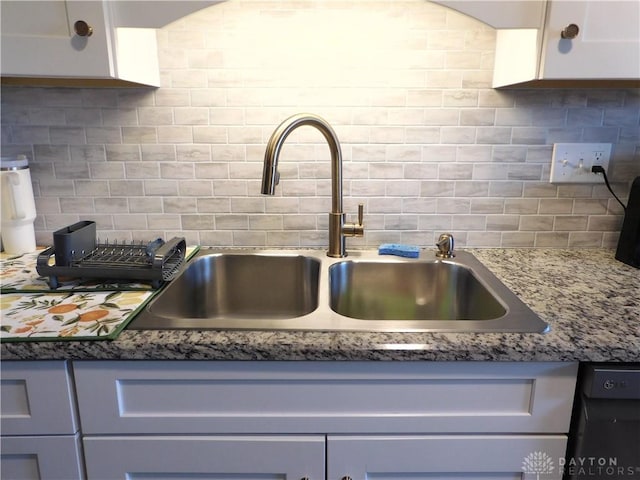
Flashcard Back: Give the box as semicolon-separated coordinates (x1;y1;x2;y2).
2;249;638;362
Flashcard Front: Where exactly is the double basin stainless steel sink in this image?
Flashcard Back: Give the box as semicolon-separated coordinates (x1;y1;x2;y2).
130;248;549;333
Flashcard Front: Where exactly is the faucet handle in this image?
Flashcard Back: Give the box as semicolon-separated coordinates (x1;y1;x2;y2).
343;203;365;237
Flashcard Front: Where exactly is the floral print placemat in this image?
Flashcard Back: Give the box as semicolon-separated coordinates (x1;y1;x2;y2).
0;290;156;341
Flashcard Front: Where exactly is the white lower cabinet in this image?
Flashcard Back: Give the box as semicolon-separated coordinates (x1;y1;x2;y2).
72;361;579;480
0;361;83;480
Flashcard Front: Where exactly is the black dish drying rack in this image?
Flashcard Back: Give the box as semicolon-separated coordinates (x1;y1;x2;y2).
36;221;186;289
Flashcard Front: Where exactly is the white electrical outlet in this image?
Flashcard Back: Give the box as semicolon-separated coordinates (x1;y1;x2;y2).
550;143;612;183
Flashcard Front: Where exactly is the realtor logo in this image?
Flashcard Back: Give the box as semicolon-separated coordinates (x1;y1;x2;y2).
522;451;555;479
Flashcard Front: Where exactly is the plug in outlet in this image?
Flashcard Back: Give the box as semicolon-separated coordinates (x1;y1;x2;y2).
550;143;612;183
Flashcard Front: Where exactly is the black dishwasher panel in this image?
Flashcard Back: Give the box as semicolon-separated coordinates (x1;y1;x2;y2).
565;363;640;479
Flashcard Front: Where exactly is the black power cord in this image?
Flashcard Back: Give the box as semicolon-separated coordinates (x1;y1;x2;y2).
591;165;627;213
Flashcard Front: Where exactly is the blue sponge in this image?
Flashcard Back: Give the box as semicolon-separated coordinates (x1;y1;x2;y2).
378;243;420;258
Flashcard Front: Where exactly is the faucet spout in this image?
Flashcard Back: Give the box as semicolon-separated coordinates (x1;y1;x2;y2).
261;113;364;257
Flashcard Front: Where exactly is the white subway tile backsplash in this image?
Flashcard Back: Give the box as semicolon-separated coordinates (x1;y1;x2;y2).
452;215;485;231
179;145;213;162
520;215;554;232
441;127;475;144
114;214;148;231
489;181;523;197
587;215;622;232
385;214;418;231
421;181;455;197
123;163;159;180
554;215;589;231
130;198;163;214
535;232;569;247
438;163;473;180
194;163;229;179
212;179;248;196
504;199;539;215
144;180;179;196
486;215;519;231
457;145;492;163
105;145;139;162
54;162;90;180
469;198;503;214
140;145;176;162
10;126;50;144
401;197;437;214
123;127;158;144
403;163;438;180
574;199;611;217
161;162;195;179
437;198;470;214
369;164;404;179
110;180;144;197
569;231;605;247
233;231;267;246
199;230;233;246
147;214;181;230
164;198;198;213
178;180;214;197
2;0;637;248
88;163;124;180
158;126;193;143
501;232;535;247
38;179;75;197
74;180;109;197
455;181;489;198
182;214;215;230
386;180;420;197
539;199;573;214
476;127;511;144
94;198;129;213
418;214;453;231
59;198;94;214
443;90;478;107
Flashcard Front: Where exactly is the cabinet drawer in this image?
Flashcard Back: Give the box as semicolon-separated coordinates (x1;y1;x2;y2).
83;435;325;479
73;361;578;434
0;434;84;480
1;361;79;435
328;435;568;480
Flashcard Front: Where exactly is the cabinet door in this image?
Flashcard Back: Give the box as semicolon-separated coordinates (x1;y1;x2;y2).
328;435;568;480
0;360;78;436
541;0;640;79
0;434;84;480
1;1;115;79
83;435;325;480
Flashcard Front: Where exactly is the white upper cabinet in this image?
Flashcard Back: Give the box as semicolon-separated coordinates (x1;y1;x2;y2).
434;0;640;87
539;0;640;80
0;0;219;86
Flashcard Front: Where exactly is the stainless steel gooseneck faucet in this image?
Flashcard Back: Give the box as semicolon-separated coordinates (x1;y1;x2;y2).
261;113;364;257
